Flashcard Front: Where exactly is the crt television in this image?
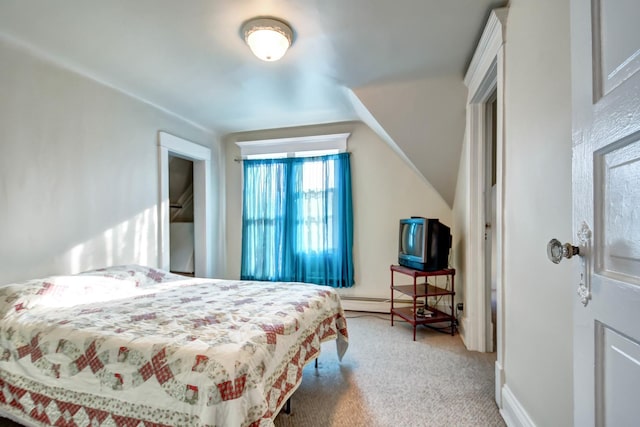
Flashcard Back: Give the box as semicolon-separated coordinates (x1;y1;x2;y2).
398;217;451;271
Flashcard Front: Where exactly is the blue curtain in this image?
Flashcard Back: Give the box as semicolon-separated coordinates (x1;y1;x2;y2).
241;153;354;287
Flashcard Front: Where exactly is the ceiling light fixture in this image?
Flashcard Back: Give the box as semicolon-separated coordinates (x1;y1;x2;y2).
242;17;293;62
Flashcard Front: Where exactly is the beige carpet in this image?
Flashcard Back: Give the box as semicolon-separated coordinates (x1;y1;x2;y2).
274;312;505;427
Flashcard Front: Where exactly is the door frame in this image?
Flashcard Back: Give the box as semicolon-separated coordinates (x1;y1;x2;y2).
158;131;212;277
463;7;507;405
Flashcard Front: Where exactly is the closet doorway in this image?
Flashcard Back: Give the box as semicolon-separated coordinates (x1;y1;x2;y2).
158;131;212;278
169;155;195;276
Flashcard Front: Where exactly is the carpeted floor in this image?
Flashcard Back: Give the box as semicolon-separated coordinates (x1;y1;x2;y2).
274;312;505;427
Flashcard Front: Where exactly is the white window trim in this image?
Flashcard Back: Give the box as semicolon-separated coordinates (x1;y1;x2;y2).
235;133;350;158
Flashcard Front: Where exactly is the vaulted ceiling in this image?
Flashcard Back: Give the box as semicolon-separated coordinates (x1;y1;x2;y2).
0;0;506;206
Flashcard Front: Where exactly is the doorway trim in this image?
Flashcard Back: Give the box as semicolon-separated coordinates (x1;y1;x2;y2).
158;131;212;277
463;7;507;406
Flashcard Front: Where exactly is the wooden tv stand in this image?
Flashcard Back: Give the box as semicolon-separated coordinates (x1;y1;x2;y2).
390;264;456;341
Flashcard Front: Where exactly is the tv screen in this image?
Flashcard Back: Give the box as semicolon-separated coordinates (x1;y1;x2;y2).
398;217;451;271
400;221;424;258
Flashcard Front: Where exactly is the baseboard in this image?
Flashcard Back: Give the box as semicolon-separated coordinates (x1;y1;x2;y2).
500;384;536;427
495;360;504;407
459;316;469;347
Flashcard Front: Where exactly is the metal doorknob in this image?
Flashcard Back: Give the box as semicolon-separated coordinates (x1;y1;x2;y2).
547;238;580;264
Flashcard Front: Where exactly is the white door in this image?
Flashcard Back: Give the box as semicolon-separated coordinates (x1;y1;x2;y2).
571;0;640;425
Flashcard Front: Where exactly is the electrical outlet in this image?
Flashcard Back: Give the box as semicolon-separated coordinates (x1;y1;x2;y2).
457;302;464;311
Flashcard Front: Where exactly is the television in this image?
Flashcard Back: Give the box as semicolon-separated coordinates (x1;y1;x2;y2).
398;217;451;271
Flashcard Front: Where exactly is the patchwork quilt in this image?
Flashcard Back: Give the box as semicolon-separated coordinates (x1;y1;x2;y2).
0;265;348;427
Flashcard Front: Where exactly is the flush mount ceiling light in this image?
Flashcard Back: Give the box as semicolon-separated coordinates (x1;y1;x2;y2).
242;17;293;62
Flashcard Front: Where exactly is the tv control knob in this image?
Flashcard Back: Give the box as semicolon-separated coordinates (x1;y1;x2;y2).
547;238;580;264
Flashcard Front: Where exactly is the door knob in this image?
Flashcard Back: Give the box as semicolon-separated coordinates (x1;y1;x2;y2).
548;223;592;306
547;238;580;264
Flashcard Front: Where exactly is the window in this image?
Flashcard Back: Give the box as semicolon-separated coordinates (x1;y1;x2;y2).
238;135;353;287
299;157;335;254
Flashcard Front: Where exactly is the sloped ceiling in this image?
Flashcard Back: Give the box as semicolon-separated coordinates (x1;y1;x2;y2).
352;77;468;205
169;156;194;223
0;0;506;206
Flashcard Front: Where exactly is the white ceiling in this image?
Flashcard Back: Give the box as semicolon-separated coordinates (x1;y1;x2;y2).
0;0;505;206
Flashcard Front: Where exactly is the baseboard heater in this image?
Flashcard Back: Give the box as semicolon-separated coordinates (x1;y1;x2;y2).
339;296;414;313
339;296;450;315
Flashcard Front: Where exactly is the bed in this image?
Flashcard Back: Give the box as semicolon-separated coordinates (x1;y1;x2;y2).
0;265;348;427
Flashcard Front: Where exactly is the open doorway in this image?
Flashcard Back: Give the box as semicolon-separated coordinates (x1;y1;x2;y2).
158;131;213;278
169;156;195;276
485;94;497;352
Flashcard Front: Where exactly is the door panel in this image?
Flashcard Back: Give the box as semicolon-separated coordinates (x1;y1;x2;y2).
596;323;640;426
595;136;640;281
572;0;640;425
593;0;640;98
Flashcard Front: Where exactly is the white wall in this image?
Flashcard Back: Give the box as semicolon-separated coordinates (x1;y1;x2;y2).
501;0;573;425
452;129;470;317
0;37;222;285
224;121;451;303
